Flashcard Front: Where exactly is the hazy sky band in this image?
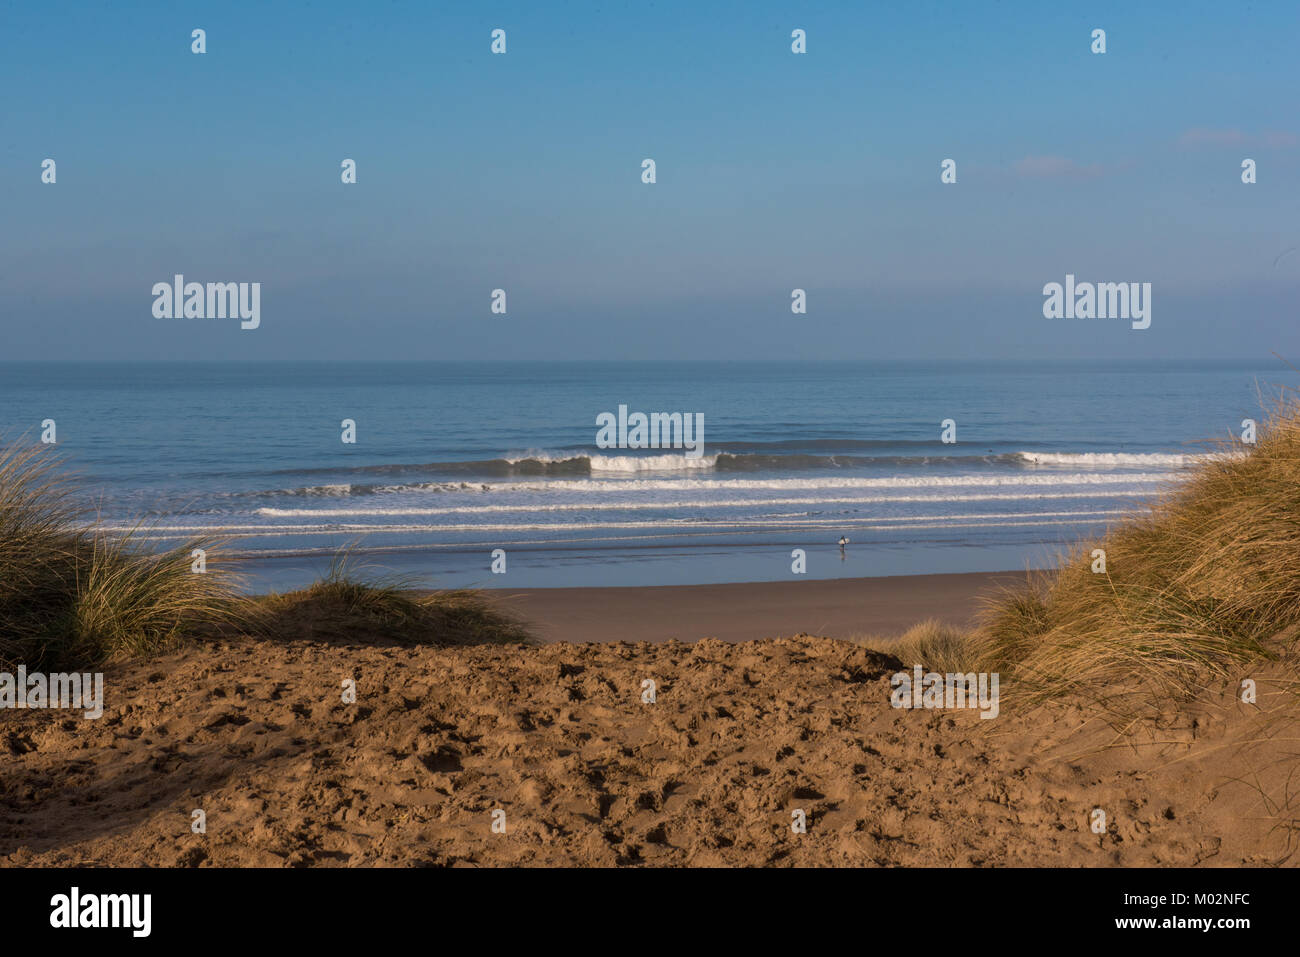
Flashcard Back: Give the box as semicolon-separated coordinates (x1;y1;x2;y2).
2;0;1297;359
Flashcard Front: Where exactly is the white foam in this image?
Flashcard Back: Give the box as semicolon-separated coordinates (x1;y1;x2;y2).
254;489;1155;518
501;450;583;465
1016;451;1230;467
108;508;1132;537
500;451;719;471
482;471;1178;494
295;483;354;496
588;453;718;471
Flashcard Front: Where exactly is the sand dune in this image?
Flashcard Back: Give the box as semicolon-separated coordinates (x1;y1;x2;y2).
3;627;1294;867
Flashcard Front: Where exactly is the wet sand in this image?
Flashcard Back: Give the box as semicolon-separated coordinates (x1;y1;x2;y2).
491;570;1028;644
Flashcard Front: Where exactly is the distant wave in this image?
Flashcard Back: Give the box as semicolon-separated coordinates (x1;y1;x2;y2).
271;438;1039;477
241;447;1214;485
245;470;1177;501
528;452;721;472
504;471;1178;493
109;508;1134;539
1015;451;1224;467
254;493;1151;518
506;451;1021;472
260;482;492;498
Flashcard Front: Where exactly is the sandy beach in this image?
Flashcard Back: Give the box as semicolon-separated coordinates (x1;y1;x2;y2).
2;570;1296;868
2;636;1291;868
491;571;1026;644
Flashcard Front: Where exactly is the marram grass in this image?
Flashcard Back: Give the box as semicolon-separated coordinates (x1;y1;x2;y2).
0;439;240;669
862;397;1300;709
0;440;527;669
253;547;531;646
917;400;1300;711
972;397;1300;706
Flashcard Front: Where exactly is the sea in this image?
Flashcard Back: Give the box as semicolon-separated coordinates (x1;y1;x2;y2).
0;360;1286;592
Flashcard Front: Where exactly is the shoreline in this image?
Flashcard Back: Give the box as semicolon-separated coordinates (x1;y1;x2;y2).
486;570;1031;644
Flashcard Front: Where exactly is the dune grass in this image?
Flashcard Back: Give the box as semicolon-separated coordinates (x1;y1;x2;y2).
863;619;975;674
0;441;528;669
974;397;1300;706
253;549;531;647
860;397;1300;711
0;440;241;669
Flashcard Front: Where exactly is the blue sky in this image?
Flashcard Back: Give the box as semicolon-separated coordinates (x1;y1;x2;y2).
2;0;1297;360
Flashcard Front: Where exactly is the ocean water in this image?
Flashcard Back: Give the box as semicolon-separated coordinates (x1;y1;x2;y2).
0;360;1286;591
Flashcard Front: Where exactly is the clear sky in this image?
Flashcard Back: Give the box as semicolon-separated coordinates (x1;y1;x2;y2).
2;0;1297;360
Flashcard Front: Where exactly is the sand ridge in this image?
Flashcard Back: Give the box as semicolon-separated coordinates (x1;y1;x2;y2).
1;633;1294;867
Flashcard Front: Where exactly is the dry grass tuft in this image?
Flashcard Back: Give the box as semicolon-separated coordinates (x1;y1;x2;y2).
861;618;980;673
973;395;1300;708
0;444;528;668
253;549;530;647
0;439;241;669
